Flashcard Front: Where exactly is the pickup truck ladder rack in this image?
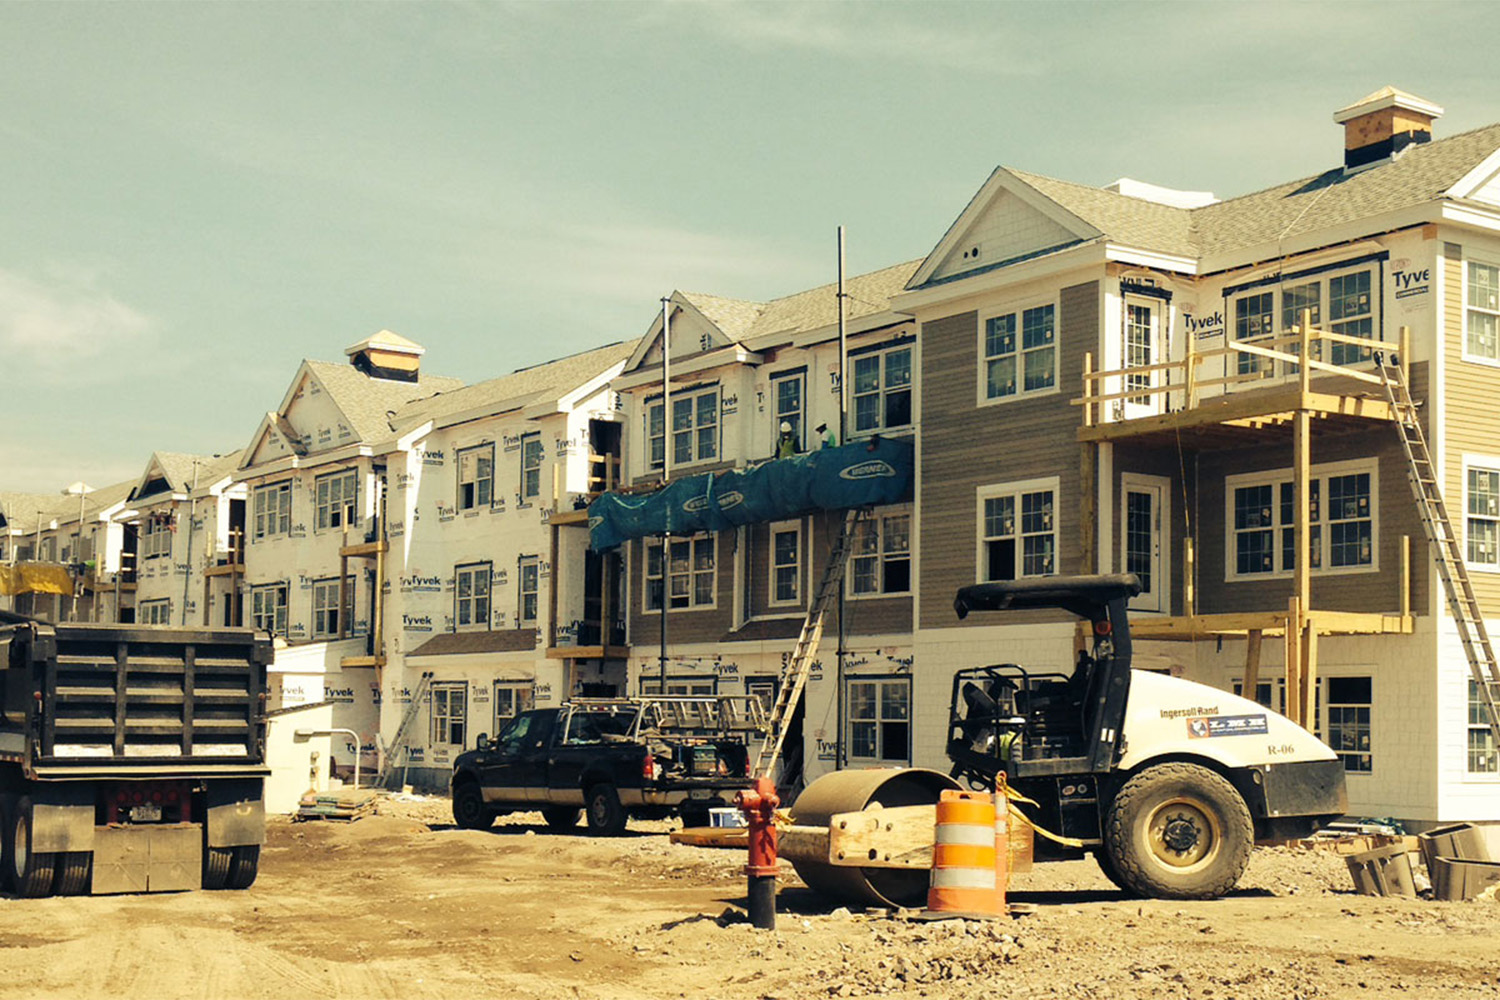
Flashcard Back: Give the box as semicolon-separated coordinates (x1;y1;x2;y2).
751;508;869;780
378;670;433;786
1377;354;1500;755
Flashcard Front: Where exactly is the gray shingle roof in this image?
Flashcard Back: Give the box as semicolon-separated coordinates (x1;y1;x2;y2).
678;293;764;341
392;340;639;431
303;362;464;443
1006;169;1197;257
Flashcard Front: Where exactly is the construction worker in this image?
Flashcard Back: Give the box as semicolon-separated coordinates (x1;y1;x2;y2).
814;422;837;449
776;421;802;459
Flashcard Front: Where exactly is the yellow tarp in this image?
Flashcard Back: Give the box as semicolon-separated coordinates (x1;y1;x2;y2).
0;563;75;597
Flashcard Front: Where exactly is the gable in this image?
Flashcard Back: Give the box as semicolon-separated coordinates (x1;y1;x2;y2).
245;414;296;467
628;305;729;375
1471;165;1500;208
283;372;358;453
928;187;1081;284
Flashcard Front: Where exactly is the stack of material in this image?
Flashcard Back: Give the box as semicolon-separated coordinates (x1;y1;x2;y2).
296;788;382;822
1418;823;1500;901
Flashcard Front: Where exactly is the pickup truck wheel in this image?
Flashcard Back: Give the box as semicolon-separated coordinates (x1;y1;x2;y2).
541;806;581;830
451;781;494;830
1103;763;1253;900
585;784;626;836
9;797;57;899
679;807;712;830
203;847;233;889
227;845;259;889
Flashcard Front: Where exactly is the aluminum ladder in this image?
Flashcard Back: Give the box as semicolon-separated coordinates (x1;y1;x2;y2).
1376;354;1500;754
377;670;433;786
751;508;869;780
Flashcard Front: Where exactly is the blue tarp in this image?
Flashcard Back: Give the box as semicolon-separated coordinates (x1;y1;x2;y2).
587;438;914;552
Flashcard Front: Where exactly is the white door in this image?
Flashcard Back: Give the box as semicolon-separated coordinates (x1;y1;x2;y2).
1122;298;1163;419
1121;475;1170;613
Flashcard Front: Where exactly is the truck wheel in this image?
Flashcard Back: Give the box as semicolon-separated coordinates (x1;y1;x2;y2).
585;784;626;836
203;847;233;889
541;806;581;830
1103;763;1253;900
679;807;711;830
451;781;494;830
53;852;91;896
227;845;259;889
8;797;57;899
1093;849;1131;893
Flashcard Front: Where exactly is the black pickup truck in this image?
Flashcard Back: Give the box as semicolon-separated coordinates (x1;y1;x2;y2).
449;697;761;835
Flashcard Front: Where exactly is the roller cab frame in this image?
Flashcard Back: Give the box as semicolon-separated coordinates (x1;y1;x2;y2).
0;613;271;896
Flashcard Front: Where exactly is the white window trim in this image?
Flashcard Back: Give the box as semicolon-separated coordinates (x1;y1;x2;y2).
642;534;718;613
976;299;1060;408
493;680;535;735
768;519;804;608
311;576;355;639
1324;674;1374;776
457;443;495;511
770;369;807;453
519;433;543;502
974;476;1061;584
1462;254;1500;369
430;681;468;748
1223;458;1380;582
847;505;913;600
455;561;492;632
250;582;289;637
252;481;292;541
849;343;915;435
1462;453;1500;574
845;675;913;766
647;387;721;473
139;598;171;625
314;468;359;533
1226;262;1381;382
518;555;540;627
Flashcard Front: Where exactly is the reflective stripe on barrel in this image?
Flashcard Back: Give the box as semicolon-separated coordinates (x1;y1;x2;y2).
927;789;1004;916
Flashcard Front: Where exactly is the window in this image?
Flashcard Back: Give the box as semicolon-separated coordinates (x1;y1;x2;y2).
141;514;174;559
979;481;1056;581
252;482;292;540
457;445;494;510
852;345;913;431
1227;463;1374;578
1233;291;1273;376
1467;463;1500;568
1123;301;1158;405
520;433;543;501
431;682;467;748
847;677;910;763
250;583;288;637
771;370;805;451
455;562;491;630
311;577;354;639
646;388;719;470
139;599;171;625
1229;265;1375;377
645;402;666;471
851;511;911;596
1327;271;1373;366
38;537;56;562
1467;261;1500;361
639;676;717;697
315;469;358;531
982;306;1053;401
771;522;801;605
1326;676;1372;773
644;535;715;611
1231;678;1320;738
1468;680;1498;775
494;681;535;734
518;556;539;626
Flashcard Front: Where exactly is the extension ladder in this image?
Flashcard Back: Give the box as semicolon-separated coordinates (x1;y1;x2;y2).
1376;355;1500;755
377;670;434;785
751;508;870;779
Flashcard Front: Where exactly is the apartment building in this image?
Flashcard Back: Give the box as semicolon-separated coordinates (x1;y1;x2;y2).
1;483;132;622
894;87;1500;824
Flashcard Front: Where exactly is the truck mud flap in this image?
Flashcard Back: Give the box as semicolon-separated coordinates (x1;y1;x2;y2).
205;778;265;849
31;785;96;854
92;824;202;894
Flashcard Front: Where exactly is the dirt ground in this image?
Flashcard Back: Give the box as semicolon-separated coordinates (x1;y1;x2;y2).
0;796;1495;1000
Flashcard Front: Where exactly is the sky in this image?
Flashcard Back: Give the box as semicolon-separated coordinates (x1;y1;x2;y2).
3;1;1499;493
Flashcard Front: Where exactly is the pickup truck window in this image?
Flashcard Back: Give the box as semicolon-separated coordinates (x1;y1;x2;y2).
563;710;635;744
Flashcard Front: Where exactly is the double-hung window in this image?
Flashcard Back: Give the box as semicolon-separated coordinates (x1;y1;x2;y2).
647;388;719;470
431;682;467;749
1229;264;1376;377
518;556;540;626
1227;463;1374;578
494;681;535;733
771;370;805;450
1468;680;1498;775
457;445;494;510
846;677;911;764
139;599;171;625
850;510;911;596
982;306;1055;401
1327;271;1374;366
314;469;358;531
645;402;666;471
852;345;912;432
978;480;1057;581
520;433;543;501
1326;676;1372;773
1233;292;1274;376
455;562;491;630
770;522;801;605
1467;462;1500;568
252;482;292;541
141;514;173;560
250;583;288;637
312;577;355;638
1467;260;1500;362
644;535;715;611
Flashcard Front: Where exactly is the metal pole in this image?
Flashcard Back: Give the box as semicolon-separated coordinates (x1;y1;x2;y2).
181;461;200;625
659;295;672;698
835;227;848;771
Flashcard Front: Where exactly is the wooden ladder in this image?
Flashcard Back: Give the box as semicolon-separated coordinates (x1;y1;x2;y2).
1376;354;1500;757
377;670;433;785
751;508;869;780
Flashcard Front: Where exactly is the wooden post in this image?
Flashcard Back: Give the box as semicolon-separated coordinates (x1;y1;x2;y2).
1400;534;1411;620
339;522;349;641
1243;628;1263;694
1080;443;1097;575
1300;622;1319;732
373;524;385;669
1184;333;1197;410
1284;596;1302;726
1293;405;1311;653
1399;325;1410;383
1183;538;1196;618
1299;308;1312;395
548;521;560;651
1082;351;1094;427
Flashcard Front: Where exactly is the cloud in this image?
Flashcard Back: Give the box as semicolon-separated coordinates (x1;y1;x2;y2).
0;267;154;373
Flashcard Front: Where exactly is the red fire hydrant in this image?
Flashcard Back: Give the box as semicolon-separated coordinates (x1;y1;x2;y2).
738;776;780;930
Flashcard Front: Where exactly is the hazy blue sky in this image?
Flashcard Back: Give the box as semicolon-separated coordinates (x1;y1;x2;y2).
3;1;1498;492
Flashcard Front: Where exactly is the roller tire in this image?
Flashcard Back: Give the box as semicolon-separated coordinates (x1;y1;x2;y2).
1103;762;1252;900
8;797;57;899
451;781;495;830
541;806;581;830
227;845;259;889
203;846;234;889
53;852;92;896
585;784;626;837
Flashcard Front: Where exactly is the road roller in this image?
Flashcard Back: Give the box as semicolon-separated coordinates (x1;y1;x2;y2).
781;574;1347;903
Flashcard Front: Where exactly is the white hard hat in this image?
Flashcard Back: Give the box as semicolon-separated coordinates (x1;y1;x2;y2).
780;421;792;433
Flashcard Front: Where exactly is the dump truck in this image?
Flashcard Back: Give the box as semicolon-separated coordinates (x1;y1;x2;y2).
783;574;1347;903
0;611;271;896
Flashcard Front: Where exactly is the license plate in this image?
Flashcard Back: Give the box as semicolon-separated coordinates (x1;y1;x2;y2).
128;803;162;823
688;788;713;801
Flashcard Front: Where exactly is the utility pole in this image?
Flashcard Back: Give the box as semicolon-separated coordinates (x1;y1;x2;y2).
659;296;672;697
835;226;849;772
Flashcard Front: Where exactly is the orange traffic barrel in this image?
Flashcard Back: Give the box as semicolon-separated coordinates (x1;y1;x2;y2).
926;789;1007;916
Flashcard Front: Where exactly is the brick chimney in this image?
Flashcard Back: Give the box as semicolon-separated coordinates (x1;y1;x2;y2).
345;330;424;383
1333;87;1443;171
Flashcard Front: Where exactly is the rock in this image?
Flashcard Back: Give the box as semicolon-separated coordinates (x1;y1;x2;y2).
829;907;852;919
